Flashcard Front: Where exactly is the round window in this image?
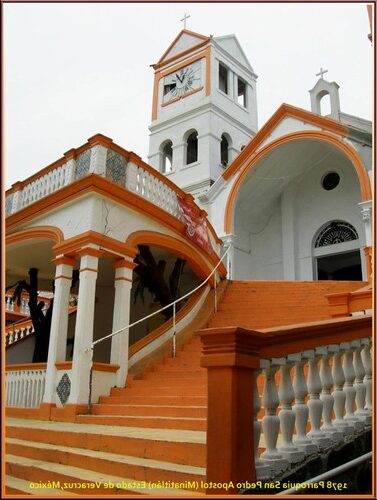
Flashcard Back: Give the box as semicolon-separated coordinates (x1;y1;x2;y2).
322;172;340;191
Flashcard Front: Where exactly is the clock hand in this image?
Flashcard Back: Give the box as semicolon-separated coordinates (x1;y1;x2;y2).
176;74;183;83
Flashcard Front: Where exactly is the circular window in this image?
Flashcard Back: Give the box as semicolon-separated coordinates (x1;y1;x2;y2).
322;172;340;191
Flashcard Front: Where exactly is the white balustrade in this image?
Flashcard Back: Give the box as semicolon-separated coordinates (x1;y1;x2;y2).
19;163;69;210
319;344;343;442
332;343;354;435
360;338;372;413
354;338;371;425
277;353;305;463
292;351;318;455
253;367;272;479
307;347;333;448
343;341;364;432
6;369;46;408
6;295;14;312
260;358;289;474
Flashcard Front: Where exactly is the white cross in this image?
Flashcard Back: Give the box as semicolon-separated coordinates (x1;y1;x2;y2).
180;13;191;29
316;67;328;79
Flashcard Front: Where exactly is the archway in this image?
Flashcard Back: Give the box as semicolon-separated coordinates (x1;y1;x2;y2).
225;134;368;280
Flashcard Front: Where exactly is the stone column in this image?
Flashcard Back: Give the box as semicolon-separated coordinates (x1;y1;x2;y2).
43;256;75;404
67;249;100;406
110;258;136;387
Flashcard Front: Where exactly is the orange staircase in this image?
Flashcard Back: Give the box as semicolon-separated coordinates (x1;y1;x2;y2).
5;279;367;495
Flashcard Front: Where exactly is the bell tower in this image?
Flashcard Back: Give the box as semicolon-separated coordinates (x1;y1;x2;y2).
148;29;258;200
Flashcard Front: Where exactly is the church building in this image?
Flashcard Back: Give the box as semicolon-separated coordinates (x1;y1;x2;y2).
5;24;373;496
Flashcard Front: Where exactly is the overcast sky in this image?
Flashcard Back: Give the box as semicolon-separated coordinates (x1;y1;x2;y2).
4;2;373;189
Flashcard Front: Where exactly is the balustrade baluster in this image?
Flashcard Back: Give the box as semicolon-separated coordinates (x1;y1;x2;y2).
307;347;332;448
319;344;343;442
254;366;272;479
360;338;372;414
278;354;305;463
343;341;365;432
354;338;371;425
332;343;354;435
260;359;289;474
292;351;318;455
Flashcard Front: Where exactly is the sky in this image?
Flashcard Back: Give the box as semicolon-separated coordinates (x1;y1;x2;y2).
4;2;373;189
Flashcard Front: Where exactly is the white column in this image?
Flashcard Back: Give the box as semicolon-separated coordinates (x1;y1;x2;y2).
281;185;296;280
307;347;332;448
43;256;75;404
253;367;272;479
260;358;289;474
319;344;343;442
354;338;372;425
110;258;135;387
332;343;354;435
343;341;364;432
68;250;100;405
278;353;305;463
358;200;372;247
172;143;185;172
292;351;318;455
360;338;372;414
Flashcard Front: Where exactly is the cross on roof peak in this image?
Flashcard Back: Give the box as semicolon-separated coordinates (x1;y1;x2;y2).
316;67;328;79
180;13;191;29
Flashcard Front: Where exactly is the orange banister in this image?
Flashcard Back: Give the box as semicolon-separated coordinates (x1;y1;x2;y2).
199;313;372;494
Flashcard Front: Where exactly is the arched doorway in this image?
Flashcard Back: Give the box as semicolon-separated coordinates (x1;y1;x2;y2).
313;220;362;280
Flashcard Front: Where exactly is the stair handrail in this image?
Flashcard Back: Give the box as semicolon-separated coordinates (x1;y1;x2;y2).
91;244;231;351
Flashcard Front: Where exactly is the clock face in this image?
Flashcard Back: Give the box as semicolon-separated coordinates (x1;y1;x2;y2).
163;60;201;103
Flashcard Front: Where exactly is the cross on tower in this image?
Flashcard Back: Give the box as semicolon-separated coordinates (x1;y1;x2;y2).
316;67;328;79
180;13;191;29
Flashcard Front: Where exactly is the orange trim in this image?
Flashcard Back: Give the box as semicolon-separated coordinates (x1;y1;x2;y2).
76;247;103;258
54;274;74;280
52;255;76;267
6;363;47;371
126;230;226;282
154;29;209;67
161;86;204;107
113;258;137;270
6;226;64;246
6;175;222;262
79;267;98;273
55;361;72;370
223;103;349;181
114;277;133;283
55;361;119;373
151;71;160;121
53;230;137;260
363;246;372;280
224;130;372;233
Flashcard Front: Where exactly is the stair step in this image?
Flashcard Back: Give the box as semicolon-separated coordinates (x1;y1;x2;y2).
6;438;205;487
91;404;207;418
6;454;201;495
128;378;206;388
98;396;207;406
76;414;207;431
7;419;206;467
110;387;206;397
142;371;206;380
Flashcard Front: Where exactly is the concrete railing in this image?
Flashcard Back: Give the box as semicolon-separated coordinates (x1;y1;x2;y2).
199;314;372;494
5;364;47;408
5;135;189;224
